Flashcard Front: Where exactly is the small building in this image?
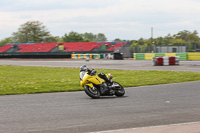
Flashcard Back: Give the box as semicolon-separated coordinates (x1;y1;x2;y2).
156;46;186;53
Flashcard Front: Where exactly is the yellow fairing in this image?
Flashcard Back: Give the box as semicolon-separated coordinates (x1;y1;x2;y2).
85;83;93;88
80;72;105;87
106;73;111;79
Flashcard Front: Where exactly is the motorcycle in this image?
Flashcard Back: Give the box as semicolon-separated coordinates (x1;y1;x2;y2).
80;71;125;99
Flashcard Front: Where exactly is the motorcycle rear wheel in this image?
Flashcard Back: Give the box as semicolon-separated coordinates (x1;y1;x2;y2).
84;85;100;99
113;82;125;97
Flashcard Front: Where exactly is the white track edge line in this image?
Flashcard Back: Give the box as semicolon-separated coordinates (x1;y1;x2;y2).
88;121;200;133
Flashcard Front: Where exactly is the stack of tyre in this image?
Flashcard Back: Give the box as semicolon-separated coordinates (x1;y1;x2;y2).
152;56;179;66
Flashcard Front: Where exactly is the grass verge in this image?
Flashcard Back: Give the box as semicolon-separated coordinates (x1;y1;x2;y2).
0;65;200;95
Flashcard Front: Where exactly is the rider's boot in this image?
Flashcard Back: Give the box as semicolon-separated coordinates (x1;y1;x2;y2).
106;80;115;95
98;73;115;94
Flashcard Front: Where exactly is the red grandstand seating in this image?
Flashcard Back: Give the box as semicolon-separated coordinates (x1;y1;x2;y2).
0;45;14;52
35;43;58;52
62;42;108;52
18;44;37;52
18;43;58;52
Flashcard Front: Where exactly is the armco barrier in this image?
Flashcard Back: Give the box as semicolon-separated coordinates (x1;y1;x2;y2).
134;53;145;60
176;53;187;60
187;53;200;60
134;53;189;60
155;53;165;57
165;53;176;56
145;53;155;60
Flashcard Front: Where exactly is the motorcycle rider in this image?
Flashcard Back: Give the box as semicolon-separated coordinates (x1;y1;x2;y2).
79;65;114;94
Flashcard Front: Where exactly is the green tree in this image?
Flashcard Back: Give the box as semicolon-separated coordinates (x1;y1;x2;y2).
114;38;122;42
163;34;174;45
137;38;145;45
95;33;107;42
130;38;145;47
174;30;190;40
168;39;186;46
154;37;164;46
44;36;59;43
174;30;199;50
0;37;13;46
82;32;107;42
62;32;107;42
186;31;200;50
82;32;95;42
11;20;55;43
62;31;84;42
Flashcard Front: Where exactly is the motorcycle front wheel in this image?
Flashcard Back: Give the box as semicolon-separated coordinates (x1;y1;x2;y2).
113;82;125;97
84;85;100;99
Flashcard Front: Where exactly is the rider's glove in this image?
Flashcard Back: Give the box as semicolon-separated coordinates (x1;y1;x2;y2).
91;70;96;75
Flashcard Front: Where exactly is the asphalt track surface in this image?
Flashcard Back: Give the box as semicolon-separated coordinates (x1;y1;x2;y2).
0;59;200;133
0;59;200;73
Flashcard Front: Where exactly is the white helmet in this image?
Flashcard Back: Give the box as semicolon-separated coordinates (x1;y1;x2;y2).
80;65;88;72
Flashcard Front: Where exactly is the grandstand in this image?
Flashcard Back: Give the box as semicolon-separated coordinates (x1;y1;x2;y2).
0;42;127;58
17;43;58;52
0;42;126;53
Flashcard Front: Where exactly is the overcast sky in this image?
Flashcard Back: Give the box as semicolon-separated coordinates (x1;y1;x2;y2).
0;0;200;41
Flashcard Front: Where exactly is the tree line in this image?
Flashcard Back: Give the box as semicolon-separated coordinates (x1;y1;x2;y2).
130;30;200;52
0;20;108;46
0;20;200;52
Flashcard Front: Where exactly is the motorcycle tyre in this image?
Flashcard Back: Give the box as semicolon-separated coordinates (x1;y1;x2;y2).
84;85;100;99
113;82;125;97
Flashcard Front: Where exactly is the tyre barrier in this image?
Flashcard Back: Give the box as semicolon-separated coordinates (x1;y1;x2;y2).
152;56;179;66
71;53;124;60
71;54;104;59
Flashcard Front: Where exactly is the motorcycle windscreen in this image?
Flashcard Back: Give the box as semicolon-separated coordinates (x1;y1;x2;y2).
80;71;86;80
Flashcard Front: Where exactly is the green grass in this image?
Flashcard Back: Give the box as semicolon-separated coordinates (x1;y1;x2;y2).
0;65;200;95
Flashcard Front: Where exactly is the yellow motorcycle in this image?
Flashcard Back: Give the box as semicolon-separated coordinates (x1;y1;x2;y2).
80;70;125;99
